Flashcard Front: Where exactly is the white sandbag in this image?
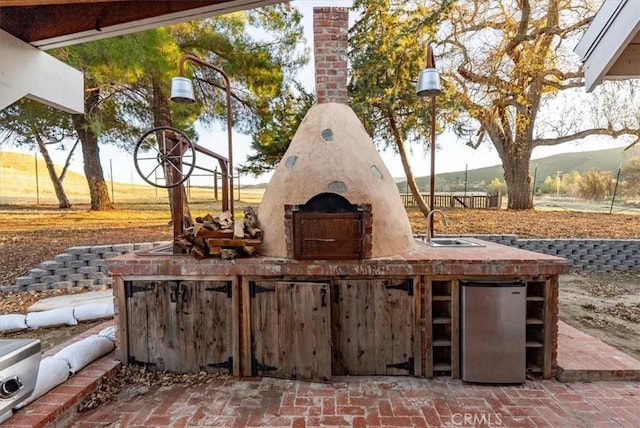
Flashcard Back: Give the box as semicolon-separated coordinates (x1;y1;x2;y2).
0;314;28;333
73;302;114;322
98;326;116;342
25;307;77;329
53;335;114;374
13;357;70;409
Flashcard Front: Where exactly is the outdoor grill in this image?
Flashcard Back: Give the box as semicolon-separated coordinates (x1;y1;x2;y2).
0;339;40;423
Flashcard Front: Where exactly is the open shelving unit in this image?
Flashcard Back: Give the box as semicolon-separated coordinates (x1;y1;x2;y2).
525;279;553;377
427;279;459;378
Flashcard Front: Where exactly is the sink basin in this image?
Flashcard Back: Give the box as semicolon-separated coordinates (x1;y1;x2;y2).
422;238;485;247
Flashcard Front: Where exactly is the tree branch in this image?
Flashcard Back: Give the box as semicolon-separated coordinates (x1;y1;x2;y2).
457;65;515;94
542;79;584;90
534;127;640;147
504;0;530;57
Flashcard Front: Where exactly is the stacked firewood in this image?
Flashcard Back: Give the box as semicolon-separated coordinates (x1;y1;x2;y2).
175;207;263;259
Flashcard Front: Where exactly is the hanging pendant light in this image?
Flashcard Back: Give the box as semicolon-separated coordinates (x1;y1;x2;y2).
170;76;195;103
416;45;441;97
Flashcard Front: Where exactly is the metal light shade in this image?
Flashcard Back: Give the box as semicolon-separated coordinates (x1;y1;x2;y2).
170;76;195;103
416;68;441;97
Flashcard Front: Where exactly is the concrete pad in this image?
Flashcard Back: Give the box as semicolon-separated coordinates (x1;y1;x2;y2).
27;290;113;312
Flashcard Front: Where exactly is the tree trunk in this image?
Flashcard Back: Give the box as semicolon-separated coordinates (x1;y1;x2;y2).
388;113;431;217
151;76;191;222
73;87;113;211
501;147;533;210
34;133;71;209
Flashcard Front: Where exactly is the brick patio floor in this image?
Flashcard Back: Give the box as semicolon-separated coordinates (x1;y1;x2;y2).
4;321;640;428
65;375;640;428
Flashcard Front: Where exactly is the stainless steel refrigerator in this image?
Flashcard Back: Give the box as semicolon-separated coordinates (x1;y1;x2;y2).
461;280;526;383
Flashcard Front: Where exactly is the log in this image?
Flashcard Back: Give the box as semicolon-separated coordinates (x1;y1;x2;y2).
220;248;241;260
244;223;262;239
191;246;207;259
242;246;257;256
194;222;234;238
243;207;262;238
178;209;264;259
206;238;262;248
234;221;245;239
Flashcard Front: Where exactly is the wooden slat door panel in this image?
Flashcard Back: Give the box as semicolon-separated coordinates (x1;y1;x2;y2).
251;281;331;381
331;280;376;374
382;280;414;375
251;282;279;375
179;281;232;373
126;281;154;366
126;280;232;374
332;279;414;375
146;281;181;371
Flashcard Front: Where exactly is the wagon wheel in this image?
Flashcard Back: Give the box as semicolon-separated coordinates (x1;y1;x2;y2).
134;126;196;188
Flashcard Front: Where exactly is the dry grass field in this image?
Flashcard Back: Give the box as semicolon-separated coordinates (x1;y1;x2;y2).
0;151;265;205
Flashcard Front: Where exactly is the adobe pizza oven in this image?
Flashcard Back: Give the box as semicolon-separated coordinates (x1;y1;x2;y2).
255;8;413;260
257;102;415;260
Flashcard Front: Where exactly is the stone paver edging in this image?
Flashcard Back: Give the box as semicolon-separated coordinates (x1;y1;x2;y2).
3;236;639;294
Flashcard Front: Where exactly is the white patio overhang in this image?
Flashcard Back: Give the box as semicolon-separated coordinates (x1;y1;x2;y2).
0;29;84;113
0;0;280;113
574;0;640;92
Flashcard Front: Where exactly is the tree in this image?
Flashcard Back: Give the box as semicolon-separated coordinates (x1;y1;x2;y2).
486;177;506;195
578;169;614;201
539;170;582;196
349;0;454;218
0;99;76;208
71;5;307;213
349;0;640;211
56;27;203;211
238;83;315;176
172;6;309;179
621;157;640;198
1;5;306;212
438;0;640;209
562;170;582;197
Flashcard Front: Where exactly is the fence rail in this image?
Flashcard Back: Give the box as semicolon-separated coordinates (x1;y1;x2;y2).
401;193;501;209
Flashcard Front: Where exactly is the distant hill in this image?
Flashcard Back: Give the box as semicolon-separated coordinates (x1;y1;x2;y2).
396;146;640;192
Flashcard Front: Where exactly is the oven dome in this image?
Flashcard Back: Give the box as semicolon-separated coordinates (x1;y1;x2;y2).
257;103;414;258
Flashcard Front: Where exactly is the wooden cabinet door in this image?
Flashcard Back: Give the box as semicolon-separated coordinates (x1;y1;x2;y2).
125;280;233;374
251;281;331;381
332;279;414;375
178;280;233;373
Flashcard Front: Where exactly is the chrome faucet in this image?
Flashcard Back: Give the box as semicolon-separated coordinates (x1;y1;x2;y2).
426;209;448;244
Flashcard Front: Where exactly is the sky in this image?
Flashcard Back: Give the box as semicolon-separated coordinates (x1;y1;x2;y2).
6;0;632;186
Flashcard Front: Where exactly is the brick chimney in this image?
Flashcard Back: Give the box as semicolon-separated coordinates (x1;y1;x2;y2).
313;7;348;104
